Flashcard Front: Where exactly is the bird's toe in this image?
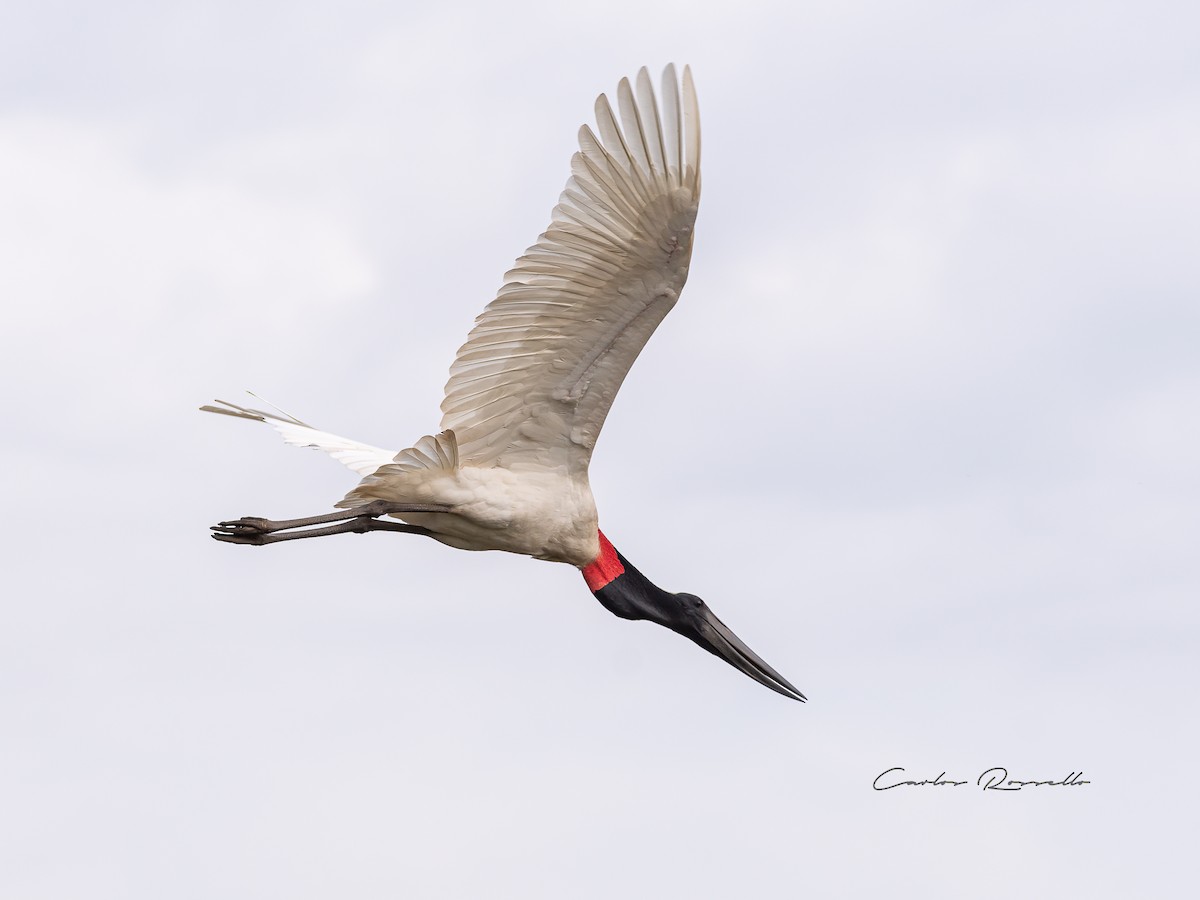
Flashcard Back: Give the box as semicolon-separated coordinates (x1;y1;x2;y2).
211;529;269;545
214;517;271;534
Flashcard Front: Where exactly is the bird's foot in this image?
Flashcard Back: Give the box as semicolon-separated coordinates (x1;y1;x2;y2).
211;517;278;544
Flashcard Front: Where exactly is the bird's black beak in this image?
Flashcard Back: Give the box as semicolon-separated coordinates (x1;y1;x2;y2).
589;546;805;702
669;593;807;702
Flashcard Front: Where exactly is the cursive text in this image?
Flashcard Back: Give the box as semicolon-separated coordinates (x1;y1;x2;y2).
873;766;1091;791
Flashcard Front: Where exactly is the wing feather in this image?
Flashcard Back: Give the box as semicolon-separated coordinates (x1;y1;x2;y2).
634;67;668;179
683;66;701;185
617;77;654;178
440;65;701;473
660;64;683;187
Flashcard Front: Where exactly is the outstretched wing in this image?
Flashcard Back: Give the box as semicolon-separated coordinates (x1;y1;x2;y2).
440;64;701;474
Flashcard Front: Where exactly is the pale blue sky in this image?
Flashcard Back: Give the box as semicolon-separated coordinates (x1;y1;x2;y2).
2;1;1197;897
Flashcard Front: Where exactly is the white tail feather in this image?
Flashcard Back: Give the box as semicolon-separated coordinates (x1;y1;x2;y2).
200;397;399;477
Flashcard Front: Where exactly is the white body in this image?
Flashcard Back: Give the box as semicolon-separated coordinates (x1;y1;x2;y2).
365;466;600;566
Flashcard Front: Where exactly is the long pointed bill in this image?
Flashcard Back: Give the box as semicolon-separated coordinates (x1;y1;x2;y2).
693;609;807;702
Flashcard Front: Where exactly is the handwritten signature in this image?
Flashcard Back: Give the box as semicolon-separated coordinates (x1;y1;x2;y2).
873;767;1091;792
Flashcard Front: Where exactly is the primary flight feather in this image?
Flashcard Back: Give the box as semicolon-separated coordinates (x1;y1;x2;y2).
204;65;805;702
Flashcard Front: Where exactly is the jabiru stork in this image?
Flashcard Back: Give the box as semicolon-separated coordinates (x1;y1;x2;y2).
204;65;805;702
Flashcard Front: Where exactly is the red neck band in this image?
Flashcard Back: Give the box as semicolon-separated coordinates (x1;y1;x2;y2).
581;530;624;591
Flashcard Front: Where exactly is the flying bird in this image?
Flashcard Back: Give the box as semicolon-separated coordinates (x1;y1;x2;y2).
204;65;805;702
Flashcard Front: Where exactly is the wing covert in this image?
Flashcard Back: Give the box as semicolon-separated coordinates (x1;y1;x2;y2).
440;65;701;473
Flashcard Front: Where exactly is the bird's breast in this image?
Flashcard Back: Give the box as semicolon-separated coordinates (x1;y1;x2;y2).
395;466;599;567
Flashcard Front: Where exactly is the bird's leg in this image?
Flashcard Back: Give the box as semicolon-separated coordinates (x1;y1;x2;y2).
210;499;451;544
212;515;435;545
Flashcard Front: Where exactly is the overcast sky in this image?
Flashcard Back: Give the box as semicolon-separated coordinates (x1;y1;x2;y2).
2;1;1198;897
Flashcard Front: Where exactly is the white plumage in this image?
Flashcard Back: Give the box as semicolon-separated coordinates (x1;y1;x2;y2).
205;65;700;568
